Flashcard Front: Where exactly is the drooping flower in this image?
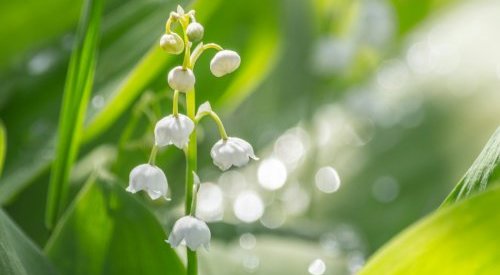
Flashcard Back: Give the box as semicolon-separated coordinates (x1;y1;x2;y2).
127;164;168;200
160;33;184;54
210;50;241;77
168;66;195;92
167;216;211;251
210;137;258;171
155;114;194;149
186;22;204;41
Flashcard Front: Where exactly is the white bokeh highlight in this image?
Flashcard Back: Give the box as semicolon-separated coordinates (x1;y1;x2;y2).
257;158;287;190
233;191;264;223
315;166;341;193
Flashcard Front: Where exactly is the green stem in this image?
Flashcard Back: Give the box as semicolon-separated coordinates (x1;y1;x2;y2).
180;12;197;275
190;43;223;67
148;145;158;165
181;20;191;70
185;88;198;275
172;90;179;116
197;111;228;140
189;181;200;216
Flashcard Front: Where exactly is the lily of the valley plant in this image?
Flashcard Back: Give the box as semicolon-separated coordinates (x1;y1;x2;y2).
126;5;257;275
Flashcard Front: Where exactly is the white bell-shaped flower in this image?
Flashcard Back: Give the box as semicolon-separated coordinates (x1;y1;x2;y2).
126;164;168;200
186;22;204;41
210;50;241;77
210;137;258;171
160;33;184;54
155;114;194;149
167;66;195;92
167;216;211;251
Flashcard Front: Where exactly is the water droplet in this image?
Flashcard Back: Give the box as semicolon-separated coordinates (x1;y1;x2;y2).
91;95;105;109
233;191;264;223
281;183;310;215
218;171;247;198
406;42;435;74
320;233;340;256
315;167;341;193
242;254;260;272
376;59;409;90
257;158;287;190
372;176;399;203
308;259;326;275
239;233;257;250
347;252;365;274
28;51;57;75
356;0;395;48
260;205;286;229
274;127;309;168
196;182;224;222
311;37;355;76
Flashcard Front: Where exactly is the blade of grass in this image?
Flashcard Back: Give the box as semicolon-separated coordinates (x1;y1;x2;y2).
0;120;6;177
45;0;104;229
441;127;500;206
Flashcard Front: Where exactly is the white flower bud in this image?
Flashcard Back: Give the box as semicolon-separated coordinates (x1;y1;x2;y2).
160;33;184;55
186;22;204;41
155;114;194;149
210;137;258;171
126;164;168;200
167;66;195;92
210;50;241;77
167;216;211;251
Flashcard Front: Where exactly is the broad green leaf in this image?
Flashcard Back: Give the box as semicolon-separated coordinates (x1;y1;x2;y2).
0;209;56;275
45;178;184;275
442;127;500;206
0;121;5;177
360;186;500;275
46;0;104;228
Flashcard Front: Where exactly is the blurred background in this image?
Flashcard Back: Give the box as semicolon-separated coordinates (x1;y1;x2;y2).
1;0;499;274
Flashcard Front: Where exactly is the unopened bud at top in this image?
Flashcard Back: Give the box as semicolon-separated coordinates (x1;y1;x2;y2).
210;50;241;77
187;22;204;42
160;33;184;54
167;66;195;92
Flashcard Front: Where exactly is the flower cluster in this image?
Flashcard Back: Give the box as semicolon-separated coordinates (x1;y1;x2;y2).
126;5;257;252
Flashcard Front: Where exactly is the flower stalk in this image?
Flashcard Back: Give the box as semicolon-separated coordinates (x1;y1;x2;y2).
185;86;198;275
126;5;257;275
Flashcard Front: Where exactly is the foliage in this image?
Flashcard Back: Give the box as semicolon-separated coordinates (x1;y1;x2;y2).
1;0;500;274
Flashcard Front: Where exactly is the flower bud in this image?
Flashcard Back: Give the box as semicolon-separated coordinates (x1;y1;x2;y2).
167;216;211;251
210;50;241;77
155;114;194;149
160;33;184;54
210;137;258;171
186;22;204;41
167;66;195;92
127;164;168;200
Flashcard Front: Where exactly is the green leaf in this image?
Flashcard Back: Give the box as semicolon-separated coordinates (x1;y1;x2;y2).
45;0;104;228
45;178;184;275
0;209;56;275
442;127;500;206
360;186;500;275
0;121;5;177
